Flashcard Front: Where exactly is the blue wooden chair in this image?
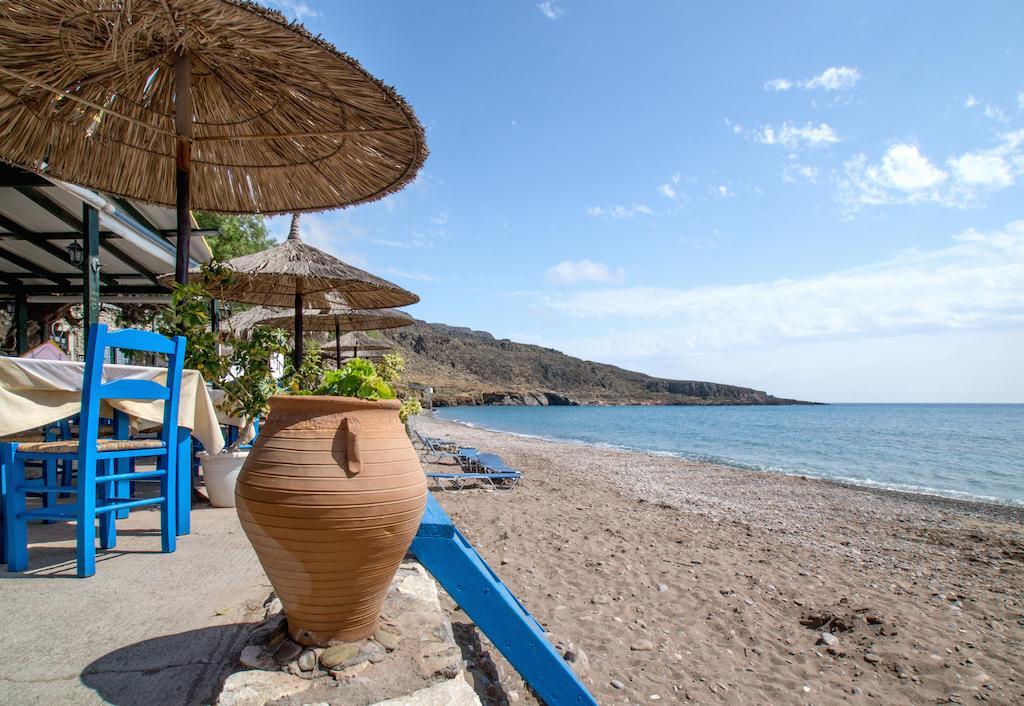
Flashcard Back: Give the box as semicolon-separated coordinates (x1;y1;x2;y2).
2;324;185;578
411;494;597;705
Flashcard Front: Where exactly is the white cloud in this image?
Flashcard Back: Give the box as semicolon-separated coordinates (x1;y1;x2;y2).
764;78;793;92
756;121;840;149
542;221;1024;353
841;132;1024;209
430;212;448;225
804;66;862;91
717;185;734;197
965;94;980;108
984;104;1009;122
1018;92;1024;111
948;151;1013;188
783;159;819;183
538;1;564;20
587;204;653;219
545;259;625;285
764;66;861;92
382;267;436;282
370;225;452;249
658;173;681;199
875;144;948;191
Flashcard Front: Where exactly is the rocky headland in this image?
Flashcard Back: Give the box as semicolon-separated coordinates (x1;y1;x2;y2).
384;321;813;407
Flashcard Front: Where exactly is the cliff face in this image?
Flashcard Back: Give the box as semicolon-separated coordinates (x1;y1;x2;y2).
383;321;813;406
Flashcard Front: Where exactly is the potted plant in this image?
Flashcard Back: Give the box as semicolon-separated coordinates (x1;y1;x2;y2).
198;326;288;507
234;355;427;646
155;269;291;507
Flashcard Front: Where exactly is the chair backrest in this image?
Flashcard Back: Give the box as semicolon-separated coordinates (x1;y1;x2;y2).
79;324;187;451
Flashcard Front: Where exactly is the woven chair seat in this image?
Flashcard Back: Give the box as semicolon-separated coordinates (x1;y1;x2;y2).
0;432;48;444
69;424;115;437
15;438;165;454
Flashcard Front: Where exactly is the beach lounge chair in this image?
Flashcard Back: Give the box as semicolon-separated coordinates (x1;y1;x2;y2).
411;493;597;706
426;469;521;490
420;438;480;468
412;429;459;453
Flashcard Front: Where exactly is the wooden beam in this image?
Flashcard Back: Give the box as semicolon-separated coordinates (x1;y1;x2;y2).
174;50;194;285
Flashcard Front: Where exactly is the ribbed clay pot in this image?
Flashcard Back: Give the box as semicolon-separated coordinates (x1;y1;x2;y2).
235;395;426;646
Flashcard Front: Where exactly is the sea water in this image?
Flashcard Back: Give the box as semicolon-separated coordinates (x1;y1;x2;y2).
433;404;1024;506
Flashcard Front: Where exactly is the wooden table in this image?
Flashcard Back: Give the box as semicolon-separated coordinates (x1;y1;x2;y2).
0;357;224;534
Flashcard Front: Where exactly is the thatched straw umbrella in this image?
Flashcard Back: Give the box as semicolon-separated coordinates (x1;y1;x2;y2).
166;214;417;366
0;1;427;283
225;300;412;363
327;331;394;360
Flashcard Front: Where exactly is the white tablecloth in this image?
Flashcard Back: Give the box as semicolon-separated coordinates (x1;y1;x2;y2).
0;358;224;454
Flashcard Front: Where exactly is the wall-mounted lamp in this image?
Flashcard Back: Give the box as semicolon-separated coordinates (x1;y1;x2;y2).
66;240;84;267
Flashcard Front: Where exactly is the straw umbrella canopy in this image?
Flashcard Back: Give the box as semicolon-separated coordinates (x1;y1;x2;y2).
166;213;418;366
327;331;393;360
225;301;412;362
0;0;428;283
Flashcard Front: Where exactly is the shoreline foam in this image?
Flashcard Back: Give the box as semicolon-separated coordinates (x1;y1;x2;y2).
432;410;1024;515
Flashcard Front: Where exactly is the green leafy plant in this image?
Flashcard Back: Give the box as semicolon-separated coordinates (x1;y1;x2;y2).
152;281;227;383
219;326;289;448
399;397;422;424
376;352;405;384
315;358;396;400
281;341;324;394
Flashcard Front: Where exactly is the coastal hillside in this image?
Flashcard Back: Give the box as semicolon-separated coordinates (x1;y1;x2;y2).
382;321;811;406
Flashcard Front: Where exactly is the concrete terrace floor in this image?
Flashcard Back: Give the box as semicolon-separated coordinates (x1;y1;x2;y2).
0;504;272;705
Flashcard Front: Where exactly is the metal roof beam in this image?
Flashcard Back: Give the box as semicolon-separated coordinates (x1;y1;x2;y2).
0;244;71;286
1;193;119;287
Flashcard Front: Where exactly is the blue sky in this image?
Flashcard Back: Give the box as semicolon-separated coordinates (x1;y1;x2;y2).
264;1;1024;403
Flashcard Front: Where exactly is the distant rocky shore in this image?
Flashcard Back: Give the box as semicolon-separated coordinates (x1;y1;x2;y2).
431;389;813;407
383;321;816;407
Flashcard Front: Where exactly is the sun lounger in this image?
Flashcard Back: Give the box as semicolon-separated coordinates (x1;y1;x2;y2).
426;470;521;490
420;438;480;468
412;429;460;453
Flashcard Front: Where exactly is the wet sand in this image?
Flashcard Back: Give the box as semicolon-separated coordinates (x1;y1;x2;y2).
416;415;1024;705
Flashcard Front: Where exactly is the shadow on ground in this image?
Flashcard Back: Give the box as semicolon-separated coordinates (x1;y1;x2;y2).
80;623;254;706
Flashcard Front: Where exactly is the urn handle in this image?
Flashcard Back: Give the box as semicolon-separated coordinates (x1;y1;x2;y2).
345;417;363;475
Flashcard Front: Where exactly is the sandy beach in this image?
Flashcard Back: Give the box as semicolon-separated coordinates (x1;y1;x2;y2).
416;415;1024;705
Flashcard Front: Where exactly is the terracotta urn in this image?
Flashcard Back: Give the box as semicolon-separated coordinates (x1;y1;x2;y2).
235;395;427;645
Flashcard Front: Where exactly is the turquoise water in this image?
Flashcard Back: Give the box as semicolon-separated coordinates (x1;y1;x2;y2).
433;404;1024;506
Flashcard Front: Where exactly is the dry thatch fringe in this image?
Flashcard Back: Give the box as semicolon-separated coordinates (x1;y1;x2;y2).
324;330;393;352
160;214;420;308
0;0;428;215
225;303;413;337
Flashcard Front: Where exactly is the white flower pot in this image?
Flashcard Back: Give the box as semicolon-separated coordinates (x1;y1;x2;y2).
199;451;249;508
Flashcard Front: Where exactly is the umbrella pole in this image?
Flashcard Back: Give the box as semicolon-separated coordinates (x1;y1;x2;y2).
294;289;304;369
173;51;193;285
335;320;341;366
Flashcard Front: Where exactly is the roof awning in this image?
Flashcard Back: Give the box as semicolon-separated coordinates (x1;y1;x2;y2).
0;164;212;302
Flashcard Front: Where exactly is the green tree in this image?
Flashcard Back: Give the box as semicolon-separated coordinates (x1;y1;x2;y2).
195;213;276;260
